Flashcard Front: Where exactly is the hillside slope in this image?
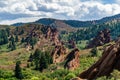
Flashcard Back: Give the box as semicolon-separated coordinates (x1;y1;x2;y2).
12;14;120;28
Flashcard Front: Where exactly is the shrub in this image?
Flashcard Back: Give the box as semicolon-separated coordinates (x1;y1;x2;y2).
22;69;33;79
111;70;120;79
65;73;76;80
47;69;69;80
96;76;108;80
31;76;39;80
90;47;98;57
0;70;13;79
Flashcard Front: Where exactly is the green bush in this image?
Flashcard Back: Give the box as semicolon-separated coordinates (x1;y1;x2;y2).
90;47;98;57
46;69;69;80
65;73;76;80
111;70;120;79
31;76;39;80
22;69;33;79
96;76;108;80
0;70;13;79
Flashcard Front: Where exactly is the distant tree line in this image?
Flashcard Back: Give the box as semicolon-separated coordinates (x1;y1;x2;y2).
64;22;120;41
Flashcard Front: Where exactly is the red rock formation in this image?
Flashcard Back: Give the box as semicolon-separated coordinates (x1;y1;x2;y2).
64;48;80;70
87;29;111;48
46;27;61;46
51;45;67;63
79;39;120;80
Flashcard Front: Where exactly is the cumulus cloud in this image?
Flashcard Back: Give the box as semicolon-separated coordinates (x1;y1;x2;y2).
0;0;120;25
0;17;41;25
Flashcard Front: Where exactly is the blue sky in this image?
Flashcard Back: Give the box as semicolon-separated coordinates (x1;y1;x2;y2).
0;0;120;25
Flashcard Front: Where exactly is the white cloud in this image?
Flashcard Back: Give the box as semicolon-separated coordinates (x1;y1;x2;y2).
0;0;120;25
116;0;120;4
0;17;41;25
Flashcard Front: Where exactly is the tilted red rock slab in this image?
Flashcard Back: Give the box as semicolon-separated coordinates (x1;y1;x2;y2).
79;40;120;80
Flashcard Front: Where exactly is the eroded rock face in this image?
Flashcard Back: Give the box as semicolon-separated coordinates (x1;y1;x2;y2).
64;48;80;70
46;27;61;46
51;45;67;63
87;29;111;48
79;39;120;80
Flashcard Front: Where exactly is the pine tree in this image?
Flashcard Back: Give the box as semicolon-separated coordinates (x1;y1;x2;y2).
30;37;37;49
0;29;8;45
28;53;33;62
5;28;10;37
39;53;48;72
33;49;41;70
45;52;53;64
11;41;16;50
32;49;51;71
15;61;23;79
9;36;16;51
15;35;19;42
21;37;25;43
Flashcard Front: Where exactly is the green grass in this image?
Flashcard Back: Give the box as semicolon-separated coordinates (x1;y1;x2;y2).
0;48;32;70
76;40;88;50
0;44;10;53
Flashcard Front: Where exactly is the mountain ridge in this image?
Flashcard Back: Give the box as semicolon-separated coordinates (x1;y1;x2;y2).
11;13;120;27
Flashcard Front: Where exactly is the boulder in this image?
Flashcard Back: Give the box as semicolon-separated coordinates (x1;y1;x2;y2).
64;48;80;70
51;45;67;63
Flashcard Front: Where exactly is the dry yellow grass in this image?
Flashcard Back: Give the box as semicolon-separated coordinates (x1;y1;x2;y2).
0;48;31;70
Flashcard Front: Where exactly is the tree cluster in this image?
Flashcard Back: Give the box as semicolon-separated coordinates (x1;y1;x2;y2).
29;49;53;72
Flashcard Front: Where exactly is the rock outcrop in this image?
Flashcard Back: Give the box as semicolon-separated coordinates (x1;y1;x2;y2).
46;27;61;46
87;29;111;48
79;39;120;80
64;48;80;70
51;45;67;63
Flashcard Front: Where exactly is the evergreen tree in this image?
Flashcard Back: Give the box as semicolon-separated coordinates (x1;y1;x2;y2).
9;36;16;51
3;34;8;44
11;41;16;51
15;61;23;79
32;49;52;71
33;49;41;70
39;53;48;72
15;35;19;42
28;53;33;62
5;28;10;37
30;37;37;49
45;52;53;64
0;29;8;45
21;37;25;43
